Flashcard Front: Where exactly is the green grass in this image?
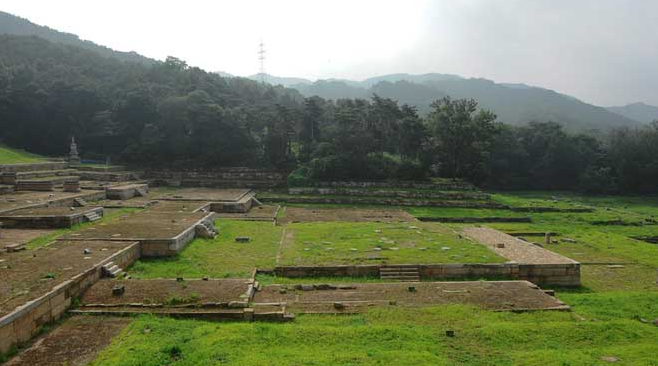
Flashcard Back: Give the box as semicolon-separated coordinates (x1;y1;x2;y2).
278;221;505;265
77;191;658;365
129;220;283;278
91;291;658;366
0;145;44;164
406;207;525;218
26;208;141;249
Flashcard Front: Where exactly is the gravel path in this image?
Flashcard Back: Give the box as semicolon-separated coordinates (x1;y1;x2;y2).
463;227;578;264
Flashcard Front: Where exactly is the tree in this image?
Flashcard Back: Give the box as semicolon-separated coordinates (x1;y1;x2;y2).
426;97;498;182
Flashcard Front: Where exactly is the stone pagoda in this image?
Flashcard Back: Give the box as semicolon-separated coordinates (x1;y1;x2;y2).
69;136;80;165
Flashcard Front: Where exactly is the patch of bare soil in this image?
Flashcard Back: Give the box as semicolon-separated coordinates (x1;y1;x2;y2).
0;240;134;317
279;207;416;224
63;211;207;241
254;280;568;313
0;229;55;248
463;227;577;264
5;315;130;366
79;279;252;306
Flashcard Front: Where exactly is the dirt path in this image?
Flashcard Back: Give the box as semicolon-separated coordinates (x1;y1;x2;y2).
275;227;291;266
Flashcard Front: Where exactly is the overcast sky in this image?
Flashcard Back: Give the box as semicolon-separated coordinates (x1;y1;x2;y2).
3;0;658;106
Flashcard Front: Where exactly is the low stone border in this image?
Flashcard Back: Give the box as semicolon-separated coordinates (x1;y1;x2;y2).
259;196;505;208
273;262;580;287
417;217;532;223
0;207;103;229
288;187;489;200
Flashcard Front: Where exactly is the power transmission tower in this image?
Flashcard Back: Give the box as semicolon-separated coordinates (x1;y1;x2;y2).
258;40;266;83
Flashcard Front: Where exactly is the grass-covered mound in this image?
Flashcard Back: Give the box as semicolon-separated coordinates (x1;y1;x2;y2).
0;145;44;164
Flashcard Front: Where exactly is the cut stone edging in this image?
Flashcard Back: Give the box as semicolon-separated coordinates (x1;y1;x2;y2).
0;242;140;354
273;262;580;287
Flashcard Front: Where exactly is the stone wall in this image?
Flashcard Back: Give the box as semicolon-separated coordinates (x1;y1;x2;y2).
0;242;140;354
417;217;532;223
0;162;68;174
145;168;288;188
0;207;103;229
273;262;580;287
261;196;505;208
288;187;490;200
140;213;216;257
312;180;476;190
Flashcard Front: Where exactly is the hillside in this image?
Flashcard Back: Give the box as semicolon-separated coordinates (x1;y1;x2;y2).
0;34;302;167
286;74;643;132
0;11;155;65
607;102;658;123
0;145;44;164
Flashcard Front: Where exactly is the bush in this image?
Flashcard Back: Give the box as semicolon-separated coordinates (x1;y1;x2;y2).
287;167;312;187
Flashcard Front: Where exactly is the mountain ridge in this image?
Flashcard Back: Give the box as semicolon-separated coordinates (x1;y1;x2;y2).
0;10;155;65
607;102;658;123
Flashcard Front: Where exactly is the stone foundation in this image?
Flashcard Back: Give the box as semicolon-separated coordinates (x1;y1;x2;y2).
0;207;103;229
106;184;148;200
273;262;580;287
145;168;288;188
0;242;140;354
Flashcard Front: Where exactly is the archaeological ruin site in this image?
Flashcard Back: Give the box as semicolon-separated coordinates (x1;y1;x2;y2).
2;4;658;363
1;137;656;366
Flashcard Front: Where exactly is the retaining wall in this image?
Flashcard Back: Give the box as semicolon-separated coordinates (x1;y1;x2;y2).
0;207;103;229
0;162;68;174
273;262;580;287
0;242;140;354
261;196;505;208
140;212;216;257
311;180;476;190
288;187;489;200
145;168;288;188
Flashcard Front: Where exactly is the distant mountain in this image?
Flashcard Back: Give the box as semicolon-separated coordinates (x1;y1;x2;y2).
247;73;313;87
607;102;658;123
214;70;234;78
0;11;155;65
286;74;642;132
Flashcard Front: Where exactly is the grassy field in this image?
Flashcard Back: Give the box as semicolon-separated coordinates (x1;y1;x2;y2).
0;145;44;164
79;191;658;365
91;291;658;366
129;220;283;278
278;221;505;266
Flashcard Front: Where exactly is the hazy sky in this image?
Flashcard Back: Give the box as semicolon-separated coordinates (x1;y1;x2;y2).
3;0;658;106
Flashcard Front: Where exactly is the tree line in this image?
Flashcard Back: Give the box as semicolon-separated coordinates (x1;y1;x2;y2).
1;34;657;193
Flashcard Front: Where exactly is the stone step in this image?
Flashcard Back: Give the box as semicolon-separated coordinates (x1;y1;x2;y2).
74;198;88;207
84;212;101;222
379;266;420;282
102;261;124;278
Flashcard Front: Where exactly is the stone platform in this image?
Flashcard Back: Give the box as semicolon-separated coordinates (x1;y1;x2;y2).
61;211;216;257
254;280;568;313
0;206;103;229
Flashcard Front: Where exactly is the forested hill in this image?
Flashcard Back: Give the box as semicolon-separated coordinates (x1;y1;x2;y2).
0;11;154;65
282;74;642;132
0;34;303;166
